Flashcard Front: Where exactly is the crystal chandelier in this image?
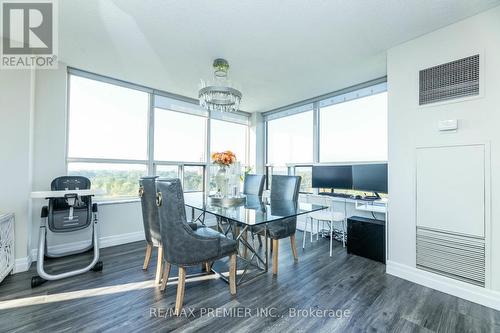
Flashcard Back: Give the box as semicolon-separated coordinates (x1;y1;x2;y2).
199;58;242;113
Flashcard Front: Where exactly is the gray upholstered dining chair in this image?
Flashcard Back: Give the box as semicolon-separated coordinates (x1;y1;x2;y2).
139;176;200;285
243;174;265;196
257;175;301;275
139;176;164;285
156;178;238;315
242;174;265;248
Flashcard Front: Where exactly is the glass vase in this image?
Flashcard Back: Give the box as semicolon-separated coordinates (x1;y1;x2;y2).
215;165;229;198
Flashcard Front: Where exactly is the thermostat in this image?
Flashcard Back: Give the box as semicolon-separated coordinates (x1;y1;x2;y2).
438;119;458;132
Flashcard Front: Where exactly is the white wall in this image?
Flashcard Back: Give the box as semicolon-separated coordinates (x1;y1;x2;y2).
0;69;35;269
387;5;500;304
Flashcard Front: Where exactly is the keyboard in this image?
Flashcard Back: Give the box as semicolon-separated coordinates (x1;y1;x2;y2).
319;192;352;198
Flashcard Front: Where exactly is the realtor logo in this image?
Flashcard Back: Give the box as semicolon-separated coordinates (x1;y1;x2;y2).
1;0;58;69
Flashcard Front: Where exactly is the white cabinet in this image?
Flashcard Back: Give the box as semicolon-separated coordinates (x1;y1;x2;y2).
416;144;485;237
0;213;15;283
415;144;487;286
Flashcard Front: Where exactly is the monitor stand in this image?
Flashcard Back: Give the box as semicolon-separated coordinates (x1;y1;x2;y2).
363;192;381;200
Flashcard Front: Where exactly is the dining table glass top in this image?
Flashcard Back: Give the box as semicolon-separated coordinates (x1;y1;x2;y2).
183;192;326;226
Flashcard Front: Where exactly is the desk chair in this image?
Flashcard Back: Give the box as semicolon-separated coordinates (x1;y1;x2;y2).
303;195;347;256
156;179;238;315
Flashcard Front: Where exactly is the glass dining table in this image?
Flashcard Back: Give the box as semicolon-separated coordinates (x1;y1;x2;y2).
183;192;326;285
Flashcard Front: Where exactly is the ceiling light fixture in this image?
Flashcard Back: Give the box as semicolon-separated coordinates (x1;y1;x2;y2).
199;58;242;113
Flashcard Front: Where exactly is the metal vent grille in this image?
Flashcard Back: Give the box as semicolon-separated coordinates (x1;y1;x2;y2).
416;227;485;287
419;54;479;105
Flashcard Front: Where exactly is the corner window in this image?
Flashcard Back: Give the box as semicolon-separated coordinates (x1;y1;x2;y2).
67;71;250;200
320;92;388;162
154;108;207;163
67;75;149;200
210;119;248;165
68;75;149;160
67;162;146;199
267;111;313;165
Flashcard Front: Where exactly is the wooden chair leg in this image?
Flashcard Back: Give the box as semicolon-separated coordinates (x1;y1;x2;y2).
175;266;186;316
142;243;152;270
160;261;171;292
229;254;237;295
272;239;279;275
155;246;163;285
204;261;212;273
290;234;298;261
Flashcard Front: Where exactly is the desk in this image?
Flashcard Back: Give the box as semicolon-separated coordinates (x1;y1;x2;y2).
301;194;388;215
300;194;388;260
354;200;388;214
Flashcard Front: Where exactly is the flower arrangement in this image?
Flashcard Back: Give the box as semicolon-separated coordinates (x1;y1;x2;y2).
211;150;236;167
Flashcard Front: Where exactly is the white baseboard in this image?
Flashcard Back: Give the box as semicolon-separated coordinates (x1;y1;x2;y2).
13;256;32;274
12;231;145;274
99;231;145;249
386;260;500;311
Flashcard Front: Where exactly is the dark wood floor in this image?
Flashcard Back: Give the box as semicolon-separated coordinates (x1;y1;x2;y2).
1;232;499;333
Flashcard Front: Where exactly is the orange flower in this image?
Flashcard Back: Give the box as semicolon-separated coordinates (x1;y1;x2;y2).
212;150;237;166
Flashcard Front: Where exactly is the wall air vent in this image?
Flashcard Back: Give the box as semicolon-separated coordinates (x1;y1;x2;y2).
419;54;479;105
416;227;485;287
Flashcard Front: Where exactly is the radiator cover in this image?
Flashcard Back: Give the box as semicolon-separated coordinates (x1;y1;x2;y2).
416;227;485;287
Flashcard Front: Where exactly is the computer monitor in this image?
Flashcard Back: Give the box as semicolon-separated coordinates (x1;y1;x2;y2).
312;165;353;190
352;163;388;195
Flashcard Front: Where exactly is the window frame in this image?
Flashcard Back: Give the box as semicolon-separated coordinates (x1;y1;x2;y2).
266;109;314;166
210;118;249;166
66;68;250;202
153;107;208;163
263;78;387;192
319;91;388;163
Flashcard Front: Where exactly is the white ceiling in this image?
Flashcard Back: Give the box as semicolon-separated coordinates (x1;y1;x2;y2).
59;0;500;112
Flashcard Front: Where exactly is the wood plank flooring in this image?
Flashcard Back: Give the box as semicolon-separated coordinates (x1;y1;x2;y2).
0;231;499;333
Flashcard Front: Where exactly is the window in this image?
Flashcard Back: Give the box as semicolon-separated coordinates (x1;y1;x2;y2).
154;108;207;162
155;165;179;178
267;111;313;166
183;165;204;192
67;70;249;201
68;75;148;160
68;163;146;199
294;166;313;193
67;74;149;199
320;92;388;162
210;119;247;165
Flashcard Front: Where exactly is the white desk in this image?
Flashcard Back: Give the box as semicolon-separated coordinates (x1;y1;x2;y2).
31;189;105;199
354;201;387;214
301;194;388;214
